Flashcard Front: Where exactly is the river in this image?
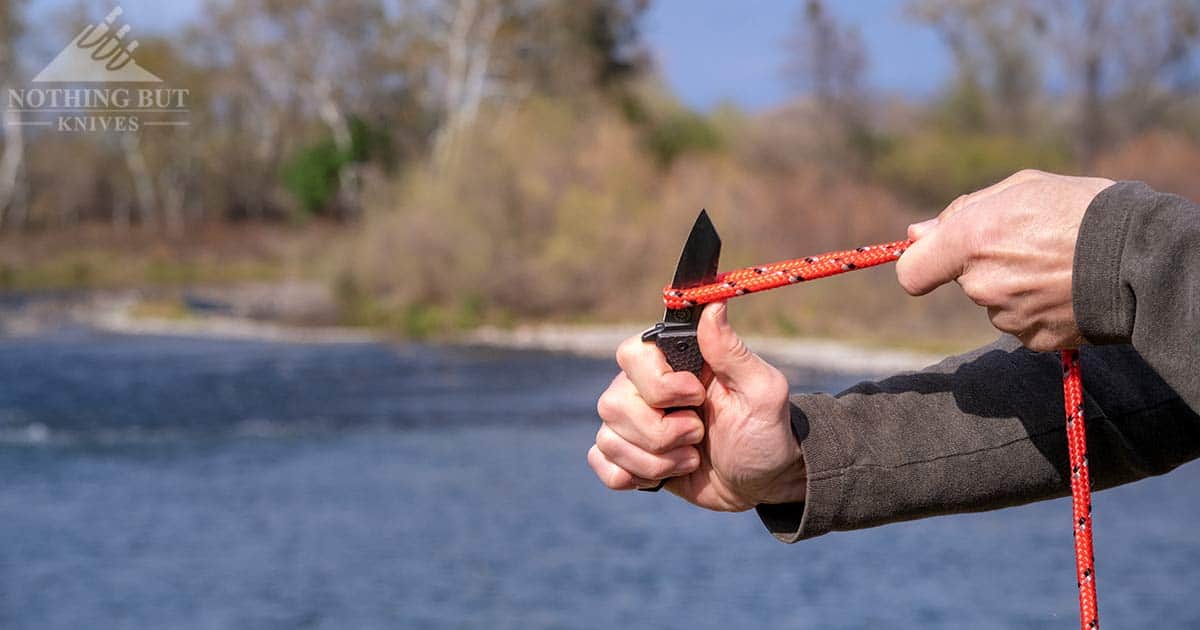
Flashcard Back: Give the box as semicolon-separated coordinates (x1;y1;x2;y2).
0;329;1197;628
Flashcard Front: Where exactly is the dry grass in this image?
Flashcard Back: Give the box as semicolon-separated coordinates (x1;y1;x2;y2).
0;222;338;291
344;99;996;349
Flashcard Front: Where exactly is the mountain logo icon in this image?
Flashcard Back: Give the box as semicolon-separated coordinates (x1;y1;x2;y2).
32;7;161;83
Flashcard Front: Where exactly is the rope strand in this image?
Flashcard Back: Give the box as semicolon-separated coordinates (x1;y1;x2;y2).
1063;349;1099;628
662;239;1098;630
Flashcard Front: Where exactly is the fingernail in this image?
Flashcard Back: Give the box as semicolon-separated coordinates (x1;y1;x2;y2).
709;301;728;326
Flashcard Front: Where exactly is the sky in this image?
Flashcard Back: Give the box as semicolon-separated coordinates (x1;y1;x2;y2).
28;0;952;113
642;0;952;111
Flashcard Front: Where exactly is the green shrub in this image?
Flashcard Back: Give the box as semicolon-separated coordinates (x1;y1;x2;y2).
281;139;345;217
646;110;724;166
876;131;1070;204
282;117;391;217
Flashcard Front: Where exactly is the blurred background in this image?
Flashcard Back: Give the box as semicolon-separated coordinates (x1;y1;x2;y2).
3;1;1200;628
1;0;1198;346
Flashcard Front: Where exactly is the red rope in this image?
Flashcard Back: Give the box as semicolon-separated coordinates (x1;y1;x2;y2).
1063;349;1099;628
663;240;1098;629
662;240;912;309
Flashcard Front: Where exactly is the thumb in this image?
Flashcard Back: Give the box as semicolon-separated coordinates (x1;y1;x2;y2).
907;217;939;241
697;302;768;391
895;218;966;296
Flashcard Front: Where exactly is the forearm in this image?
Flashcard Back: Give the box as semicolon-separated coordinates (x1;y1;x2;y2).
1074;181;1200;410
758;337;1200;542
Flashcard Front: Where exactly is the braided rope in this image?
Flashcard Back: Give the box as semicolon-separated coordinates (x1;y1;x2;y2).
1063;349;1099;628
662;240;912;309
662;240;1098;630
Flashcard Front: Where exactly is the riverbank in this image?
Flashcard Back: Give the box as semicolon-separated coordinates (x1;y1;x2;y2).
465;324;944;374
0;288;948;375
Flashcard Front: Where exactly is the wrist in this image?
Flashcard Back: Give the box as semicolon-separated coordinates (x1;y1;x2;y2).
757;402;808;505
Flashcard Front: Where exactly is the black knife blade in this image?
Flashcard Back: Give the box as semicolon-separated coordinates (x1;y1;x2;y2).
642;209;721;373
638;209;721;492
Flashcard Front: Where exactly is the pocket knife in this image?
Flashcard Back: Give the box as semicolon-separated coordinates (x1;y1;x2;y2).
638;209;721;491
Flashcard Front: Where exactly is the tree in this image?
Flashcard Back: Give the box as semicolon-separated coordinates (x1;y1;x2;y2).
0;0;26;230
1044;0;1200;165
908;0;1044;134
424;0;650;167
428;0;505;167
190;0;388;220
783;0;867;134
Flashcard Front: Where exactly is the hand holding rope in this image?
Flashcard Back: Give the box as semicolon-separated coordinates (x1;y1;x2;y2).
663;239;1098;630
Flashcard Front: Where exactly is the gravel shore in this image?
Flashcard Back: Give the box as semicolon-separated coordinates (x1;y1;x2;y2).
0;289;947;375
465;324;944;375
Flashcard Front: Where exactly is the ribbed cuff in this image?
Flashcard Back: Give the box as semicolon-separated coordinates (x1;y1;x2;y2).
1074;181;1144;345
755;397;851;543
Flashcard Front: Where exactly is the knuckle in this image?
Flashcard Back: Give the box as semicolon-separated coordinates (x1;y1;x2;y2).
642;376;697;409
614;337;642;369
645;425;674;454
596;385;629;421
940;194;969;220
1016;328;1046;351
680;419;705;445
649;457;677;480
639;388;669;409
724;336;752;366
596;389;615;419
603;467;631;490
967;286;1000;307
594;425;617;453
987;308;1017;333
667;377;702;406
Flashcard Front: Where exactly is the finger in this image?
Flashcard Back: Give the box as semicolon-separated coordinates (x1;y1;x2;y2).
938;193;972;223
909;193;986;241
907;217;939;241
987;305;1017;332
587;444;655;490
597;375;705;453
696;302;780;395
615;335;706;409
594;424;700;481
895;215;968;296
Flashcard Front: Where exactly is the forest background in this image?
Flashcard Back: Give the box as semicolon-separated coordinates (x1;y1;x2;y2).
2;0;1198;352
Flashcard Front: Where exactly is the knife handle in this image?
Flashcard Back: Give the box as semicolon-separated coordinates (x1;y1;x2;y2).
641;322;704;377
638;322;705;492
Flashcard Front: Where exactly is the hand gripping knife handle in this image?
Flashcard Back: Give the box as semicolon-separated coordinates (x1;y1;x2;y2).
637;209;719;492
637;321;704;492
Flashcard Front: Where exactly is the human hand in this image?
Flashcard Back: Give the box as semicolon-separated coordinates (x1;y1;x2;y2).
589;302;804;512
895;169;1115;351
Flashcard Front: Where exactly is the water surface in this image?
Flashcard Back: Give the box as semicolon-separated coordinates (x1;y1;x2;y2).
1;331;1197;628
